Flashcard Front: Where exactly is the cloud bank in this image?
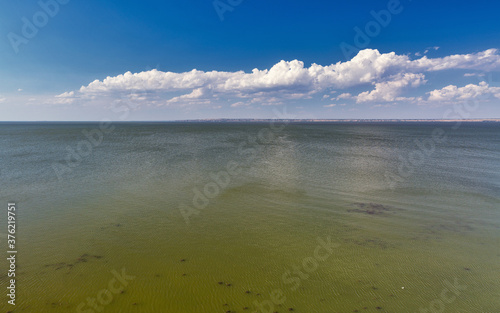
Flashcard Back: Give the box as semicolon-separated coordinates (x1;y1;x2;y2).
58;48;500;108
428;82;500;102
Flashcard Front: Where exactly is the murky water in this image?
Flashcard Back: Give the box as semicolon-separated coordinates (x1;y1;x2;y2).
0;122;499;312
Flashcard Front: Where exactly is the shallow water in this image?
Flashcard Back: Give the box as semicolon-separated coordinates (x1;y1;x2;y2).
0;122;499;312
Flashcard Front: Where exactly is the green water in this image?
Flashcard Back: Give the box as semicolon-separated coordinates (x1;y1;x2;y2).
0;122;499;312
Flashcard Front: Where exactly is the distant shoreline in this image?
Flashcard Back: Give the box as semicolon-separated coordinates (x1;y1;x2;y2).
173;118;500;123
1;119;500;123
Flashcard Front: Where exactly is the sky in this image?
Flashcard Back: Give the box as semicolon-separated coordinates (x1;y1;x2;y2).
1;0;500;121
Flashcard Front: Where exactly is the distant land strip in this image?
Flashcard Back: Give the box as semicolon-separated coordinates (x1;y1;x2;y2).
1;119;500;123
174;118;500;123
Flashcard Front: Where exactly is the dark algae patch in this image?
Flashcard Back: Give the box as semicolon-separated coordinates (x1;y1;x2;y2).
44;254;104;272
347;203;395;215
344;237;394;249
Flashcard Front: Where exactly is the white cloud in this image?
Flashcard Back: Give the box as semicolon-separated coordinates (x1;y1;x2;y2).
53;90;77;104
336;93;352;100
58;48;500;108
463;72;485;77
0;97;6;103
230;101;249;107
416;47;439;57
356;73;426;103
427;82;500;102
323;104;336;107
409;49;500;71
17;89;22;92
166;88;210;105
56;91;75;98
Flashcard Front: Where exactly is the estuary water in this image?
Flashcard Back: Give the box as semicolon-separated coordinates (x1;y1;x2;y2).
0;122;499;312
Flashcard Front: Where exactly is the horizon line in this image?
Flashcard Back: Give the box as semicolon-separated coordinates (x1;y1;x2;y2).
1;118;500;123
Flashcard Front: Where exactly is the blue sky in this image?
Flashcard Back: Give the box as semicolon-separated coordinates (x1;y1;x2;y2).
1;0;500;121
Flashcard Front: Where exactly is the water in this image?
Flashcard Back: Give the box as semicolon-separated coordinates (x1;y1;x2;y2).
0;122;499;312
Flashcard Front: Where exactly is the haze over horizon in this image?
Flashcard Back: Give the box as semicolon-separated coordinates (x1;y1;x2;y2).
1;0;500;121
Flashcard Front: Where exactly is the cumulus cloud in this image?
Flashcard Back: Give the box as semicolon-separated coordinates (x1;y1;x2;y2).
53;90;77;104
427;82;500;102
408;49;500;71
58;48;500;108
356;73;426;103
56;91;75;97
166;88;211;105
